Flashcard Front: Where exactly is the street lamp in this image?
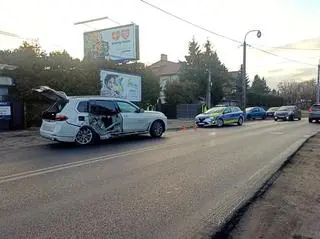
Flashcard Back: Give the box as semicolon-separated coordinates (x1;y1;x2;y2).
74;16;121;26
316;59;320;104
242;29;261;114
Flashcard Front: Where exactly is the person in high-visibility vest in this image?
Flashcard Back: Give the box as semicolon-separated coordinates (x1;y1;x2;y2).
202;104;208;113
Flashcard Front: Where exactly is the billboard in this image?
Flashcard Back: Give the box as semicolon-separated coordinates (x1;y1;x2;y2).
100;70;141;102
84;24;139;61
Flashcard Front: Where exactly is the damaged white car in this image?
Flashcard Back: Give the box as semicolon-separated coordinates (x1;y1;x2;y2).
33;86;167;145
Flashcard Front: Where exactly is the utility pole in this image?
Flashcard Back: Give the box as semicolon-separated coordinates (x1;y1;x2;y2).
317;60;320;104
242;30;261;116
242;41;247;111
207;69;212;108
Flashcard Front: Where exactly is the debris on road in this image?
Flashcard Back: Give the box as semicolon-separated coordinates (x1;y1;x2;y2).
228;133;320;239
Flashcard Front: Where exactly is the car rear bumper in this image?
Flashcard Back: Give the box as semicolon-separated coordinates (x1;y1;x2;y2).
40;121;79;142
309;113;320;120
40;131;75;142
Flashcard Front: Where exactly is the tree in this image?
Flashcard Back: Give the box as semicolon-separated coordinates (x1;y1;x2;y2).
1;41;160;126
178;38;230;105
229;64;249;107
277;79;316;106
250;75;270;95
164;81;194;105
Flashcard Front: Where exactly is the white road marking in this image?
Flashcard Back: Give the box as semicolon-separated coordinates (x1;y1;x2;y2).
0;143;180;184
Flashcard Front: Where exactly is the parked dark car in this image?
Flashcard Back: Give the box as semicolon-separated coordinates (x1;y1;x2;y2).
245;107;266;120
308;104;320;123
266;107;279;118
274;105;301;121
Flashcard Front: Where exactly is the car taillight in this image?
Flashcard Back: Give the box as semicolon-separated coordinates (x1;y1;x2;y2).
55;115;68;121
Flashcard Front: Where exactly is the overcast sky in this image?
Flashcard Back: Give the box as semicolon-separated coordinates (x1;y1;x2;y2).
0;0;319;88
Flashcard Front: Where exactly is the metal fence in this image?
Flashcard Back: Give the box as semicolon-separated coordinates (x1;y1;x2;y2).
176;104;201;119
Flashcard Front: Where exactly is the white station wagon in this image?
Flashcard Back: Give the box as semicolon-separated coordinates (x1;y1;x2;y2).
34;86;168;145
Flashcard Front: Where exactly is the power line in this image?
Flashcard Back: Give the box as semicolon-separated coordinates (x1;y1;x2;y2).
140;0;317;67
254;44;320;51
140;0;241;44
248;44;317;67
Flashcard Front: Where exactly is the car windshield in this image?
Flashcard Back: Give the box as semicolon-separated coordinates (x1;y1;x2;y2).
205;107;225;114
268;107;279;111
246;107;254;112
278;106;295;111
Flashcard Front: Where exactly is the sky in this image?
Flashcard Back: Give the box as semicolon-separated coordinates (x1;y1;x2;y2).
0;0;319;89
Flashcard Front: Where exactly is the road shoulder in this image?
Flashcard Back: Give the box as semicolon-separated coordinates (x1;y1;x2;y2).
228;133;320;239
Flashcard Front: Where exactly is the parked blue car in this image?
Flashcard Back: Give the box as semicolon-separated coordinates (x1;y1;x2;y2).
195;106;244;127
245;107;266;120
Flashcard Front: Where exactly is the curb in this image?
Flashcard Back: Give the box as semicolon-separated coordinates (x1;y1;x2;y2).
211;132;319;238
167;125;195;131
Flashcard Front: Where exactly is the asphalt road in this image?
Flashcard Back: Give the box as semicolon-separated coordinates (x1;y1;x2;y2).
0;119;319;238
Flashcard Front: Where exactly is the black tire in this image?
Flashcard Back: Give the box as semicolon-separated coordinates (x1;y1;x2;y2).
262;115;266;120
150;120;164;137
274;118;278;121
237;117;244;126
216;118;224;127
309;118;313;123
75;127;97;145
247;115;251;120
298;117;301;121
289;115;294;121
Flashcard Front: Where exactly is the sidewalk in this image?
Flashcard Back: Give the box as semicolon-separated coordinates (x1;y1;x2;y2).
0;119;195;151
229;133;320;239
167;119;195;130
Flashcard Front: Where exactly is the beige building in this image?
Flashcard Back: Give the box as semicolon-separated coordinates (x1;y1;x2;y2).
149;54;181;103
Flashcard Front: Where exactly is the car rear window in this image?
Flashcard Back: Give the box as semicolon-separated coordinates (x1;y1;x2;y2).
47;101;67;113
279;106;295;111
42;101;67;120
311;105;320;111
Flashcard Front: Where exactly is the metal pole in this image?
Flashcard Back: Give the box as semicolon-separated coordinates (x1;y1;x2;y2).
317;61;320;104
242;41;247;113
207;70;212;108
74;16;121;26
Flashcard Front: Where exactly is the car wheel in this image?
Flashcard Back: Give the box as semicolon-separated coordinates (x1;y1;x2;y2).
75;127;96;145
150;120;164;137
309;118;313;123
289;115;294;121
216;119;224;127
237;117;243;126
298;117;301;121
262;115;266;120
274;118;278;121
247;115;251;120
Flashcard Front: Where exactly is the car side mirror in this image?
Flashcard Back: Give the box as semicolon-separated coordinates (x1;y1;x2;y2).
136;108;144;113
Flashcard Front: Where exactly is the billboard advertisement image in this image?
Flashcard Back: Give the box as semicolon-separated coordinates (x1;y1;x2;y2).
100;70;141;102
84;24;139;61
